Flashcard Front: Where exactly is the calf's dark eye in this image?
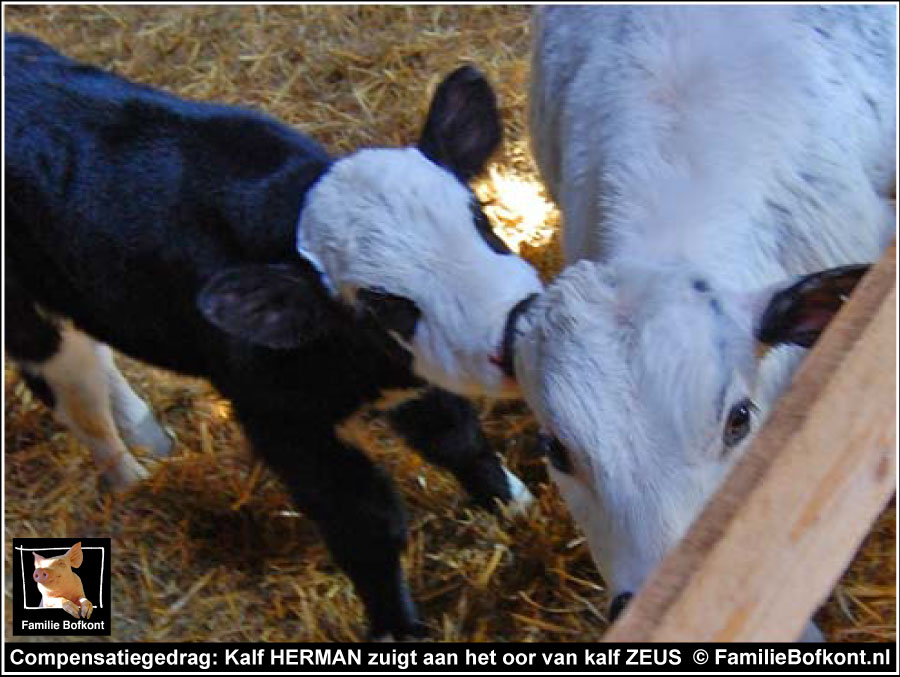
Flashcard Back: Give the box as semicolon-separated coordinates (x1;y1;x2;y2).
538;433;573;474
723;398;756;448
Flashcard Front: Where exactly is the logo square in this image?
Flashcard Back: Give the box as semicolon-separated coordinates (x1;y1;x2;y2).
12;537;111;636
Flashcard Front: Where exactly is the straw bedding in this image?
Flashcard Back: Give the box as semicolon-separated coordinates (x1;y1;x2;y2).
4;5;894;643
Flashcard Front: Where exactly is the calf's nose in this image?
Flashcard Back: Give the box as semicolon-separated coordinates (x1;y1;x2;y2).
609;592;634;623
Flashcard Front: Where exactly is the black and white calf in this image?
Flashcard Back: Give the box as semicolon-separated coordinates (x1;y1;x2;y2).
5;34;542;639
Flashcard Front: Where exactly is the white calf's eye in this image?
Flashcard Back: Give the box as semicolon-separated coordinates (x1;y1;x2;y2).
723;398;756;448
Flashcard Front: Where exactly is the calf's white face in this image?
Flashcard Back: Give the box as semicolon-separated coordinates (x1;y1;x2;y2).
299;147;542;396
197;66;542;398
514;260;868;612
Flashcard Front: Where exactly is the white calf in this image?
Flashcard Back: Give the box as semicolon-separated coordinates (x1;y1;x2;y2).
521;4;895;634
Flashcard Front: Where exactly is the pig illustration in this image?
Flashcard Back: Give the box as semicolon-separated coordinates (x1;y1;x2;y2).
32;542;93;619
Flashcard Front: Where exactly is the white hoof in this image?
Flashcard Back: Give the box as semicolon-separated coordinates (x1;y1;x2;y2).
503;467;535;517
102;453;149;491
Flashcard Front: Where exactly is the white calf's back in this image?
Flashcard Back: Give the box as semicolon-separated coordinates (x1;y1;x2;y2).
531;4;895;282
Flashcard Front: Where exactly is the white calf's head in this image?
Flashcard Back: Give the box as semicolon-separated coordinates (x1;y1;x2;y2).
198;67;542;397
513;260;869;615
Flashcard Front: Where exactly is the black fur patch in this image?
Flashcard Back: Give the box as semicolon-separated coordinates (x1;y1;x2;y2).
356;288;421;342
609;592;633;622
197;263;336;350
21;372;56;409
538;433;574;474
5;273;63;364
418;65;502;181
496;294;540;378
389;388;514;510
472;200;512;255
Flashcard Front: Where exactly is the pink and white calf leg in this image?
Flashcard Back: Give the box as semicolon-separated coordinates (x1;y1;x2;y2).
99;345;174;458
21;325;149;489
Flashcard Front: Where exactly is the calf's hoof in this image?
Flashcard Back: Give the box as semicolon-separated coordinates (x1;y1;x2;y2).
100;454;149;492
468;466;535;518
501;467;535;518
61;600;81;619
79;598;94;619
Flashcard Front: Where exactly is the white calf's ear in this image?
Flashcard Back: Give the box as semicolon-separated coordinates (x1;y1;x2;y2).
197;263;336;349
418;65;502;181
65;542;83;568
754;264;870;348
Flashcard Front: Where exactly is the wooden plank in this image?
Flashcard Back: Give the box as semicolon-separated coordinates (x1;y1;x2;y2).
605;243;896;642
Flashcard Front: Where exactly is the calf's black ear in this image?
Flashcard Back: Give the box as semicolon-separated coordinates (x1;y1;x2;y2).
418;65;502;181
756;264;870;348
197;264;333;349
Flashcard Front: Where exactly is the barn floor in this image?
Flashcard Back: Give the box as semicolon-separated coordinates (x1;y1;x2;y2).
4;5;895;643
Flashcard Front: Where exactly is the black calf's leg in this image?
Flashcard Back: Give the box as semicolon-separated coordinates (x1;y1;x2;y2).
388;388;533;513
244;420;423;639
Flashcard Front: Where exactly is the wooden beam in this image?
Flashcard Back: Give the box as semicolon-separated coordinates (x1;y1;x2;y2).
605;243;897;642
